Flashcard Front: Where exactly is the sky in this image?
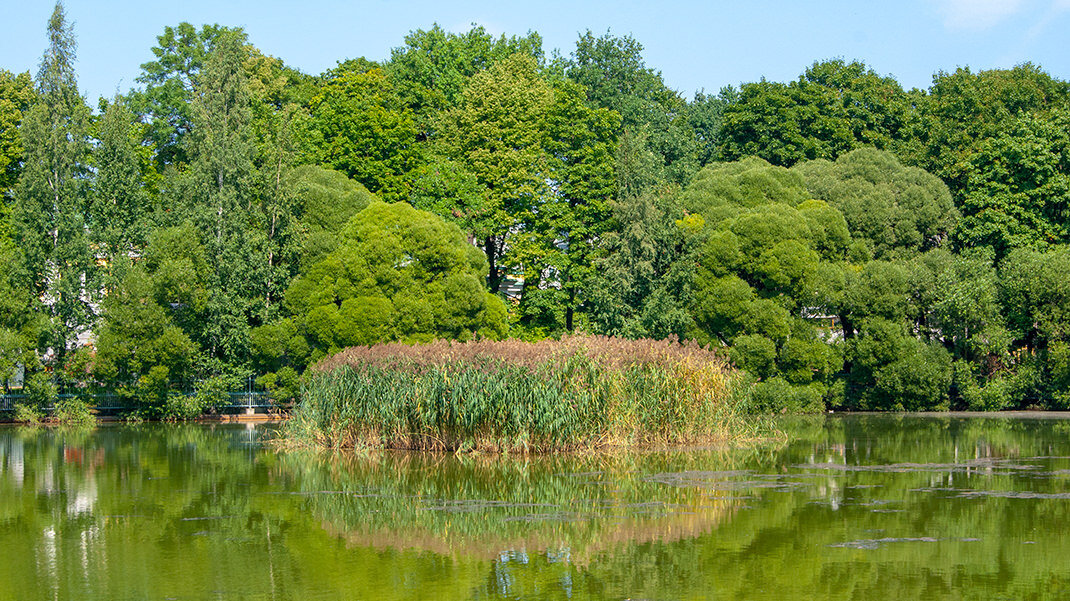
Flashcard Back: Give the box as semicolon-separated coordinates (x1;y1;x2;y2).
2;0;1070;103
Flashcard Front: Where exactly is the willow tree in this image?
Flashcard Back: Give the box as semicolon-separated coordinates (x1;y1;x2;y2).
268;201;508;371
683;158;849;411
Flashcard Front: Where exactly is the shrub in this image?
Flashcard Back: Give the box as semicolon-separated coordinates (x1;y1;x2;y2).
192;374;238;414
749;377;826;414
257;366;300;406
159;391;204;421
12;403;43;424
960;376;1014;412
24;371;57;408
49;397;95;426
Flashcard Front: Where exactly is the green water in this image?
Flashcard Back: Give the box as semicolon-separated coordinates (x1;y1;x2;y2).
3;415;1070;600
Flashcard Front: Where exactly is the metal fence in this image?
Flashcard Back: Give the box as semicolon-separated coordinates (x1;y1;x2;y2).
0;376;281;415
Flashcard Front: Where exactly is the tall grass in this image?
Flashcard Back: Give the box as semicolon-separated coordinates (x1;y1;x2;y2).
284;336;756;452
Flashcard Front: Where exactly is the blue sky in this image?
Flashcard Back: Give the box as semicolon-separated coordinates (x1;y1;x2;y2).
3;0;1070;103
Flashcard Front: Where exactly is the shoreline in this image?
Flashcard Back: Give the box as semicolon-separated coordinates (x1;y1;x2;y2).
8;409;1070;427
0;412;288;426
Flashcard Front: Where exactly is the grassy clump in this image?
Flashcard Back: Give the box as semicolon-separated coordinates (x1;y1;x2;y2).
284;335;754;452
48;397;95;426
11;403;44;425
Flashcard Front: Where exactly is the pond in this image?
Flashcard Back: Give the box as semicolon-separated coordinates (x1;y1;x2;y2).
3;414;1070;600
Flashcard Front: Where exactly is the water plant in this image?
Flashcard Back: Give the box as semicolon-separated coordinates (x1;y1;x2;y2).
48;397;95;426
283;335;755;452
11;402;43;425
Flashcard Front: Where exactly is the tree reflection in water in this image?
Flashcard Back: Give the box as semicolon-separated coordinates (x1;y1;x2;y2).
4;416;1070;600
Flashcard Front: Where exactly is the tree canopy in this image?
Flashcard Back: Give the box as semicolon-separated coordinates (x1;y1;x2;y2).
279;201;508;363
4;5;1070;415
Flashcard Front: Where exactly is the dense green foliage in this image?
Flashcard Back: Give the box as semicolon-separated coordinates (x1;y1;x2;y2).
718;60;908;167
3;2;1070;419
278;201;507;359
793;148;958;260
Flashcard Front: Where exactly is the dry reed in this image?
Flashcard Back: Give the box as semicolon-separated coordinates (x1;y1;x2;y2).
284;335;753;452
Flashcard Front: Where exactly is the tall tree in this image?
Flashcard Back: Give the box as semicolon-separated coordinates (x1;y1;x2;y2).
954;109;1070;257
587;191;697;340
718;60;908;167
308;68;419;201
896;65;1070;257
91;96;152;282
436;53;552;293
386;24;543;132
902;64;1070;193
180;29;266;367
0;212;44;389
689;87;735;167
131;23;246;168
434;54;620;332
245;49;313;312
567;31;698;189
13;2;94;367
519;77;619;330
0;70;35;198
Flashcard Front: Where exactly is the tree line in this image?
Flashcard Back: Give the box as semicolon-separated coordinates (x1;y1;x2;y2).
1;2;1068;415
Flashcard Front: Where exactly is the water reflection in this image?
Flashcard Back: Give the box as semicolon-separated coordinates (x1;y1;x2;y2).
3;416;1070;599
288;450;747;564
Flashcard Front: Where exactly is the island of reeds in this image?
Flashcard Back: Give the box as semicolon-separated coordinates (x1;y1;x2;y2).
282;336;755;452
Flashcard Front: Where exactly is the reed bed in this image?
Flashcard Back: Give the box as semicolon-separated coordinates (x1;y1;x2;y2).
283;335;754;452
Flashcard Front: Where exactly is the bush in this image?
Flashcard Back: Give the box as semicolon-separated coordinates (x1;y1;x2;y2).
193;374;238;414
50;397;95;426
960;376;1014;412
159;391;204;421
749;377;826;414
870;343;953;411
132;365;171;408
257;366;300;405
12;403;43;424
24;371;57;408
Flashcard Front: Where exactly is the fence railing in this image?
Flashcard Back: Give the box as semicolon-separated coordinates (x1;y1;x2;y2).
0;390;280;414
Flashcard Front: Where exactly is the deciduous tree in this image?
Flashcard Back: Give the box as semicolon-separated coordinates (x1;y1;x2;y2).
719;60;908;167
0;70;35;198
12;2;94;367
282;202;508;362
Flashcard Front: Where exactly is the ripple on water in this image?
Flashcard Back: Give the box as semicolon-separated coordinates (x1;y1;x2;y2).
641;471;814;492
796;459;1043;473
954;490;1070;499
829;537;981;550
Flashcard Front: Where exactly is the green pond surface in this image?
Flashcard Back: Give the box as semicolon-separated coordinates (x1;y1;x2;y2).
3;414;1070;600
